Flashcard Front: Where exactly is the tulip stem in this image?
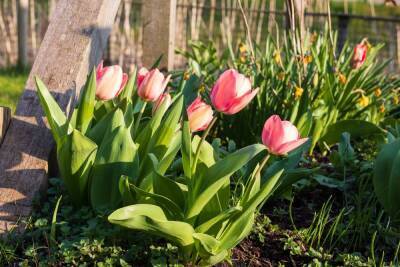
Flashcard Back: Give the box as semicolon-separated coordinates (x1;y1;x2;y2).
191;117;218;176
255;153;270;179
133;102;147;137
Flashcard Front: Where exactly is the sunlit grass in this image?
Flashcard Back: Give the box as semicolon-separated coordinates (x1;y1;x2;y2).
0;67;28;113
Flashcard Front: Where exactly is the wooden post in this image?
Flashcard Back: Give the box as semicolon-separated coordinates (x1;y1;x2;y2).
142;0;176;70
0;107;11;145
0;0;121;233
17;0;29;67
396;24;400;69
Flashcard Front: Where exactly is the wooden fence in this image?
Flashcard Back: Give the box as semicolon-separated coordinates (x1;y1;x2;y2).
0;0;400;71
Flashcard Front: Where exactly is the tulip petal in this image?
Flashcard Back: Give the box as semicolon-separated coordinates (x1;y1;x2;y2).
116;73;129;96
262;115;285;152
281;120;300;144
223;88;259;115
275;138;308;155
211;69;240;112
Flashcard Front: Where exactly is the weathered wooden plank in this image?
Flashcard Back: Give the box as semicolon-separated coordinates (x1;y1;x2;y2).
0;0;121;234
142;0;177;70
0;107;11;145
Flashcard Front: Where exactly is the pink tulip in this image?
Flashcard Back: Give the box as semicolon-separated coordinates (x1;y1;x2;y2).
137;67;149;88
262;115;308;155
152;93;172;114
137;68;171;102
351;43;367;69
187;97;214;132
96;61;128;100
211;69;259;115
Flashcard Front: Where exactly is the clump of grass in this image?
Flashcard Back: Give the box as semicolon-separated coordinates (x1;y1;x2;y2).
0;66;28;113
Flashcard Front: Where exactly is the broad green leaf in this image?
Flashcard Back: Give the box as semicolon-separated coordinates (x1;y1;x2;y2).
35;77;69;144
186;144;265;220
193;233;220;256
218;169;284;251
148;154;185;210
321;120;385;145
373;139;400;219
87;108;125;145
195;207;241;234
57;129;97;206
130;183;184;220
76;68;96;134
118;68;137;101
119;175;136;205
90;125;139;212
157;130;182;175
108;204;195;248
181;122;192;179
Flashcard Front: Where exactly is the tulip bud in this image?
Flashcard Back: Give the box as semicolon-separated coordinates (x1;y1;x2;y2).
137;68;171;102
351;43;368;69
187;97;214;132
152;93;172;114
262;115;308;155
211;69;259;115
95;61;128;100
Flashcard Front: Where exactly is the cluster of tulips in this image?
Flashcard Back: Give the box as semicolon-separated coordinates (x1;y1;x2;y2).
37;60;308;265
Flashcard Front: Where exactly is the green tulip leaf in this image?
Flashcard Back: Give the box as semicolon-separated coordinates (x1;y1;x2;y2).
35;76;70;144
108;204;195;248
373;139;400;220
90;125;139;212
76;68;96;134
321;120;385;145
57;129;97;206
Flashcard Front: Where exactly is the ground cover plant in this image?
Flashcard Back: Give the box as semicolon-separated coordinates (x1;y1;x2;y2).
0;67;28;112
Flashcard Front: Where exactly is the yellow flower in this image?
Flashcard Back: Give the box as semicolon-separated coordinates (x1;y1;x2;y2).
294;86;304;99
310;32;318;43
394;94;399;105
277;72;285;81
379;104;385;113
183;71;191;81
303;54;313;65
358;95;369;107
374;88;382;97
274;50;282;65
239;43;247;54
338;73;347;85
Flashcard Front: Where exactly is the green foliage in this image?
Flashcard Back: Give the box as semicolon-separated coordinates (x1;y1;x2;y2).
179;31;400;151
108;123;291;265
373;138;400;221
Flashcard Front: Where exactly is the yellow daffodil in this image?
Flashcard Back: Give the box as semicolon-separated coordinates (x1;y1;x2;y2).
294;86;304;99
274;50;282;65
358;95;369;107
374;88;382;97
239;43;247;54
338;73;347;85
379;104;385;113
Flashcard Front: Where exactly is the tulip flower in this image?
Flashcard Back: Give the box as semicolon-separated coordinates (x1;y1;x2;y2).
187;97;214;132
152;93;172;114
351;43;368;69
211;69;259;115
137;67;149;88
262;115;308;155
95;61;128;100
138;68;171;102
